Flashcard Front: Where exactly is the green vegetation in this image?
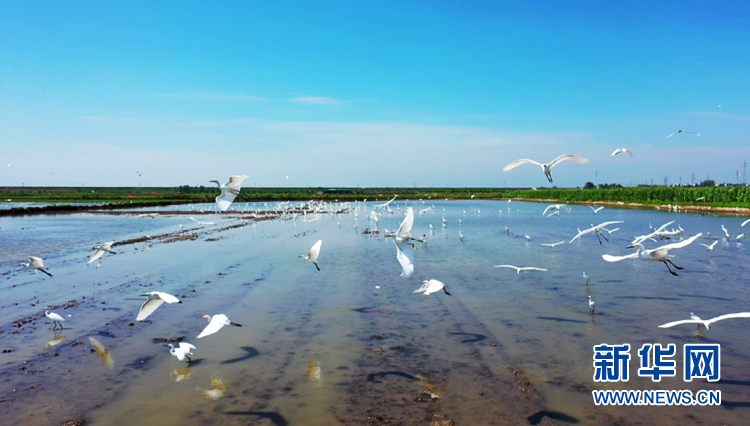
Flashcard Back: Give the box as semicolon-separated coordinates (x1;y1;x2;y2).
2;185;750;208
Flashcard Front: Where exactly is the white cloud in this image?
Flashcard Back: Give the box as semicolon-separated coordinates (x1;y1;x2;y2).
289;96;342;105
152;92;266;102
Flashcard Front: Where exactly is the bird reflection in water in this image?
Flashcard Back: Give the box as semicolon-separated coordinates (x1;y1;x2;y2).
171;367;192;382
89;337;114;369
198;374;228;400
46;330;67;349
307;359;324;389
416;375;442;399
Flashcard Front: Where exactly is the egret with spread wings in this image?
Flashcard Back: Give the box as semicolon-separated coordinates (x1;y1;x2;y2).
602;233;702;276
209;175;248;212
503;154;589;183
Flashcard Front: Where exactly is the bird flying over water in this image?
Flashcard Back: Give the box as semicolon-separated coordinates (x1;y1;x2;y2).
169;342;197;362
541;241;565;247
589;206;604;214
503;154;589;183
302;240;322;271
414;279;451;296
658;312;750;330
494;265;547;274
570;221;624;244
667;130;700;138
23;256;53;277
611;148;633;157
395;242;414;278
602;233;702;276
89;241;117;264
209;175;248;212
137;291;183;321
197;314;242;338
700;241;717;252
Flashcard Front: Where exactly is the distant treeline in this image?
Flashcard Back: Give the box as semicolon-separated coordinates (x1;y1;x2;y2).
1;185;749;207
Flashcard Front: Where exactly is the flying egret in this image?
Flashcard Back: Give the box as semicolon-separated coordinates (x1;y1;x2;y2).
373;195;398;210
700;241;717;252
89;241;117;264
413;279;451;296
44;309;65;329
721;225;730;239
547;211;560;218
602;233;702;276
696;196;705;201
494;265;547;274
541;241;565;247
589;206;604;214
301;240;322;271
209;175;249;212
137;291;184;321
742;218;750;227
502;154;589;183
541;204;570;216
658;312;750;330
189;217;214;227
169;342;197;362
738;233;745;241
588;296;595;314
611;148;633;157
23;256;53;276
666;130;700;138
395;242;414;279
570;221;624;244
197;314;242;338
390;207;425;247
583;272;590;285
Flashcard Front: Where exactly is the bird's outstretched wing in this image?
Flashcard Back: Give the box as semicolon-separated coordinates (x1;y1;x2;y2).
596;220;623;229
666;132;677;138
178;342;197;351
395;243;414;278
602;253;639;262
502;159;542;172
197;318;225;338
225;175;249;191
742;218;750;227
151;291;181;304
653;233;702;252
88;249;106;264
541;241;565;247
570;227;594;243
29;256;44;267
494;265;520;272
706;312;750;326
396;208;415;239
548;154;589;169
190;217;200;224
658;319;702;328
308;240;322;260
521;267;547;272
215;193;238;212
137;297;165;321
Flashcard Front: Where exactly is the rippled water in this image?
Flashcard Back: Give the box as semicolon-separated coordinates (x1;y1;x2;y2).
1;201;749;425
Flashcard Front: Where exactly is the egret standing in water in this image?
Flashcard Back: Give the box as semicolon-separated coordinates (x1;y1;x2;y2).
209;175;249;212
583;272;590;285
44;308;65;329
169;342;197;362
301;240;322;271
136;291;183;321
197;314;242;338
502;154;589;183
588;296;595;314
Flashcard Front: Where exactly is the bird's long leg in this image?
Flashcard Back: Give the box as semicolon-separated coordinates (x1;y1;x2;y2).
40;269;53;277
186;356;192;364
443;287;452;296
596;234;603;245
666;259;684;270
601;233;609;243
547;175;553;183
662;260;679;276
313;262;320;272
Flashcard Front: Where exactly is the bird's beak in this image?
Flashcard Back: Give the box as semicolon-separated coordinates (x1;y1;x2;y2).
626;245;637;249
230;322;242;327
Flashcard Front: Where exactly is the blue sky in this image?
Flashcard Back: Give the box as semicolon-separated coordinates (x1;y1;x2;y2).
1;1;749;188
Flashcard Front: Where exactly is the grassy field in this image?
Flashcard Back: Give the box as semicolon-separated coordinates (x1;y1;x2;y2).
2;185;749;208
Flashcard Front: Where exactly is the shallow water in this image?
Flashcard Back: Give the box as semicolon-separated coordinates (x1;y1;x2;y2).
1;201;749;425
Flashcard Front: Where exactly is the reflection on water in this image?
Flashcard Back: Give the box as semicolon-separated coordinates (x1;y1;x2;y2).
2;200;750;425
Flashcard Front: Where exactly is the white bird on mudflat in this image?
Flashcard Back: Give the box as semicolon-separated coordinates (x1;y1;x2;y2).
23;256;53;277
658;312;750;330
525;235;532;242
541;204;570;216
611;148;633;157
667;130;700;138
541;241;566;247
413;279;451;296
169;342;197;362
458;231;465;242
301;240;322;271
738;233;745;241
137;291;184;321
721;225;730;239
395;242;414;279
494;265;547;274
570;221;624;244
589;206;604;214
209;175;248;212
602;233;702;276
44;309;65;329
89;241;117;264
587;296;595;314
502;154;589;183
700;241;717;252
197;314;242;338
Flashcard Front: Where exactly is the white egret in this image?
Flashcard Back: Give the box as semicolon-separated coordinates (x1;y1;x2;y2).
542;204;570;216
570;221;624;244
700;241;717;252
209;175;248;212
413;279;451;296
301;240;322;271
721;224;730;239
391;207;425;247
502;154;589;183
494;265;547;274
588;296;595;314
742;218;750;227
611;148;633;157
23;256;53;276
373;195;398;210
541;241;565;247
547;211;560;218
589;206;604;214
602;233;702;276
197;314;242;338
458;231;465;242
738;233;745;241
658;312;750;330
666;130;700;138
189;217;214;227
137;291;184;321
44;309;65;329
169;342;197;362
696;196;705;201
583;272;590;285
89;241;117;264
395;242;414;278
